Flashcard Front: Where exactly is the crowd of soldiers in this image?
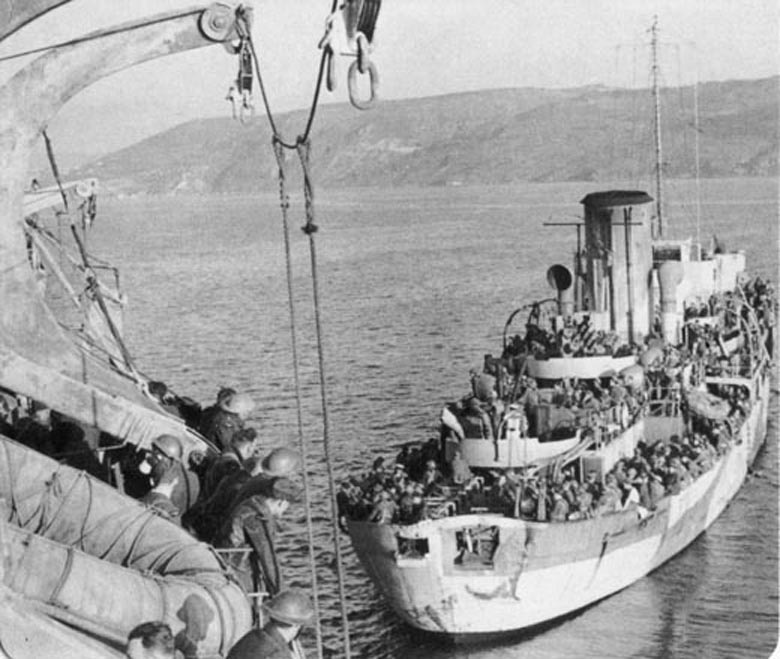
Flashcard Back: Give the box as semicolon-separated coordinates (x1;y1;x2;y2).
508;304;633;361
0;384;312;659
339;374;747;530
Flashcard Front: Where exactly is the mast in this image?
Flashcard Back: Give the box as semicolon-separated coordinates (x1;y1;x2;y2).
692;71;702;249
650;16;665;237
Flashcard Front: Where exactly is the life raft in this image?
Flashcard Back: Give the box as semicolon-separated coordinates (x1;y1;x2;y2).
0;436;252;657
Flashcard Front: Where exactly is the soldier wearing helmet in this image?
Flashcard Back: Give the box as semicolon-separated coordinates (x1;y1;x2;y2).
260;447;301;479
197;387;235;432
186;447;301;543
139;434;200;515
213;475;301;597
200;427;258;501
199;391;256;452
227;589;313;659
125;621;176;659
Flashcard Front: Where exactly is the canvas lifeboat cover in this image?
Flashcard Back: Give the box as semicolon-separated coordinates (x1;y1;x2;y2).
0;436;252;656
685;389;730;420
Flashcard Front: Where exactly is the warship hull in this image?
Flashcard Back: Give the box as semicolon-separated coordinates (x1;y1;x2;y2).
348;371;771;637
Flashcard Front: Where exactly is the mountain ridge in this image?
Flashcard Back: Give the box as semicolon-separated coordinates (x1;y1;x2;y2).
67;77;779;194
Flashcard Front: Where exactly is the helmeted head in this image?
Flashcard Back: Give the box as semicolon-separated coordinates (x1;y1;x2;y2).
216;387;236;405
261;447;302;478
262;589;315;627
148;381;169;403
140;435;183;482
219;392;256;420
152;435;183;462
472;373;497;402
126;621;175;659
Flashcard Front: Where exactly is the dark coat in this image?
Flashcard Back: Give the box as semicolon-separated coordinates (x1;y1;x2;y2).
184;467;251;542
201;449;243;500
168;461;201;515
227;625;303;659
214;494;281;596
199;408;243;452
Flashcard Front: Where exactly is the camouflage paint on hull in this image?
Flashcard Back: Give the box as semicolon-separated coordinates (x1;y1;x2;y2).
348;373;771;636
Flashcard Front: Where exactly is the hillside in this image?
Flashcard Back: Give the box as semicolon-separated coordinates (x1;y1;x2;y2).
68;77;778;194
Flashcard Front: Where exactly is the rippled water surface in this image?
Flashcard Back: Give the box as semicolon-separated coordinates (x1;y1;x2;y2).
92;179;778;658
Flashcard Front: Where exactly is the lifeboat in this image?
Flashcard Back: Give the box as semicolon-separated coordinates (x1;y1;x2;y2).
0;437;252;656
0;586;124;658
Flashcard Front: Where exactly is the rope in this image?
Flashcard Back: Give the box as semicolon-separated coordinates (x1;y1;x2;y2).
297;139;352;658
42;130;68;212
40;131;139;379
272;138;325;659
236;4;354;654
72;229;137;374
236;1;336;148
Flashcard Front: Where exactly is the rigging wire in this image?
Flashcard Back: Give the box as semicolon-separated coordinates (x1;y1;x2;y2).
42;131;138;377
42;131;68;212
297;138;352;659
17;9;361;651
237;0;337;149
234;4;353;655
271;138;325;659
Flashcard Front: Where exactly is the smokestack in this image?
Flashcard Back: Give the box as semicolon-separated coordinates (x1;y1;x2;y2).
658;261;683;343
547;264;574;318
580;191;654;343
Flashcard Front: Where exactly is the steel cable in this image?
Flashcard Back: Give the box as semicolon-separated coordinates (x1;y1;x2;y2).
272;137;325;659
296;138;352;658
237;3;352;654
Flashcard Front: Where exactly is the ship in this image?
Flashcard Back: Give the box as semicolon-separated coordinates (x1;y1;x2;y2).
342;25;777;639
345;187;775;637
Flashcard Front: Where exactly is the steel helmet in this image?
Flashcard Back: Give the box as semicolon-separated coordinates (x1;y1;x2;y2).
261;589;314;626
152;434;183;461
472;373;496;402
220;392;256;419
261;447;301;478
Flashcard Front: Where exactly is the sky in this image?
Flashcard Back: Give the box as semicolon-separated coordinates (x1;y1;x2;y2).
0;0;777;166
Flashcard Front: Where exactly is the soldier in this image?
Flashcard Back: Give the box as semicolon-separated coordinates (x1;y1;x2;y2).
199;391;256;452
227;589;313;659
368;490;397;524
213;475;300;597
549;489;569;522
188;447;301;542
141;434;200;515
198;387;235;431
125;621;176;659
200;427;258;500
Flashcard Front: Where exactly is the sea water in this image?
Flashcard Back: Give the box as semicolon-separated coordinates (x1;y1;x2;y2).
93;178;778;658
